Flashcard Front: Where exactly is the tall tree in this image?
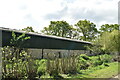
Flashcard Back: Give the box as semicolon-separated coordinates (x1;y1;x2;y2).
41;21;75;38
99;24;119;33
22;26;35;32
75;19;98;41
100;30;120;54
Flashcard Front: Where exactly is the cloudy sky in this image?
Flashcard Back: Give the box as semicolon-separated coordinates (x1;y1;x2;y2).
0;0;119;32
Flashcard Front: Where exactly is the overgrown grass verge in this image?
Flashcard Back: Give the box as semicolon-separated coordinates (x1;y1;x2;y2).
36;54;119;79
70;62;120;78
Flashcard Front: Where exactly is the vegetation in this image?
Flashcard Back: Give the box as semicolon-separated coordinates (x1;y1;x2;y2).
2;32;37;79
2;19;120;79
22;26;35;32
32;54;119;78
41;21;74;38
75;20;99;41
71;62;119;78
41;20;99;41
99;24;119;33
100;30;120;53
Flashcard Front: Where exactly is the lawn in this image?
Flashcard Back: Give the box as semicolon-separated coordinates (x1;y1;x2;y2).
70;62;119;78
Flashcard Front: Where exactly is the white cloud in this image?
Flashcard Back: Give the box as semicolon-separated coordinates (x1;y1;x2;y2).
0;0;119;32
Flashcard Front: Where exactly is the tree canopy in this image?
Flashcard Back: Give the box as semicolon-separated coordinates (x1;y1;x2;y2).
41;21;74;38
99;24;119;34
100;30;120;53
22;26;35;32
75;20;98;41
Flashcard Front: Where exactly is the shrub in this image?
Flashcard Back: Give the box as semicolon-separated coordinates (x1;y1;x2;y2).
36;59;47;78
103;63;109;67
77;54;91;70
2;46;37;79
79;54;90;60
2;32;38;79
100;54;113;63
92;60;103;67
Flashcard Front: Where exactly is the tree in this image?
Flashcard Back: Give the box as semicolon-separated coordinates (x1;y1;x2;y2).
75;19;98;41
86;39;104;55
69;28;80;39
41;21;75;38
22;26;35;32
100;30;120;54
99;24;119;34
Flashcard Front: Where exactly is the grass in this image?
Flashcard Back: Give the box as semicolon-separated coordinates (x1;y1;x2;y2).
36;54;120;79
69;62;120;78
39;61;120;79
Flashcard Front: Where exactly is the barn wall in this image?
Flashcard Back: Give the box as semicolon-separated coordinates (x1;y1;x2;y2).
28;49;90;59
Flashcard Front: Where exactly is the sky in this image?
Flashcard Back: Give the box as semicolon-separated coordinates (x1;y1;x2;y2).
0;0;119;32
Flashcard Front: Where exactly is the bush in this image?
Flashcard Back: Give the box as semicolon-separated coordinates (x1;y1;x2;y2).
36;59;47;78
2;46;37;79
100;54;113;63
79;54;90;60
2;32;38;79
77;54;91;70
103;63;109;67
92;60;103;67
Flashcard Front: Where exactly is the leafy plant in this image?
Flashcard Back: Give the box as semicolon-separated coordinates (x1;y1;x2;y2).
36;59;47;78
10;32;30;48
77;54;91;70
2;32;38;79
100;54;113;63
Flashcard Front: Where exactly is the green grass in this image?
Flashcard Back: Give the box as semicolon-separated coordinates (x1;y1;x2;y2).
40;62;119;78
35;54;120;79
70;62;120;78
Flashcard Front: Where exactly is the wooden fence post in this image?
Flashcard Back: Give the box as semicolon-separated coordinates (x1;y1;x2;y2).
41;49;44;59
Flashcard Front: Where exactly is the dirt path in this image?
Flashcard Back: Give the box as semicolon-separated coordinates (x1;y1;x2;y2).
115;74;120;79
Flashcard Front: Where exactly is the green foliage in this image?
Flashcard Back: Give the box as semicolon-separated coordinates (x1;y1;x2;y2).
77;54;91;70
43;52;80;76
95;24;120;54
87;29;120;55
86;39;104;55
100;30;120;53
86;62;119;78
10;32;30;48
2;22;119;79
2;32;38;79
75;19;98;41
89;54;113;67
92;60;103;67
77;54;113;71
99;24;119;33
100;54;113;63
36;59;47;78
2;46;29;78
22;26;35;32
79;54;90;60
72;62;119;78
41;21;75;38
44;56;78;78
